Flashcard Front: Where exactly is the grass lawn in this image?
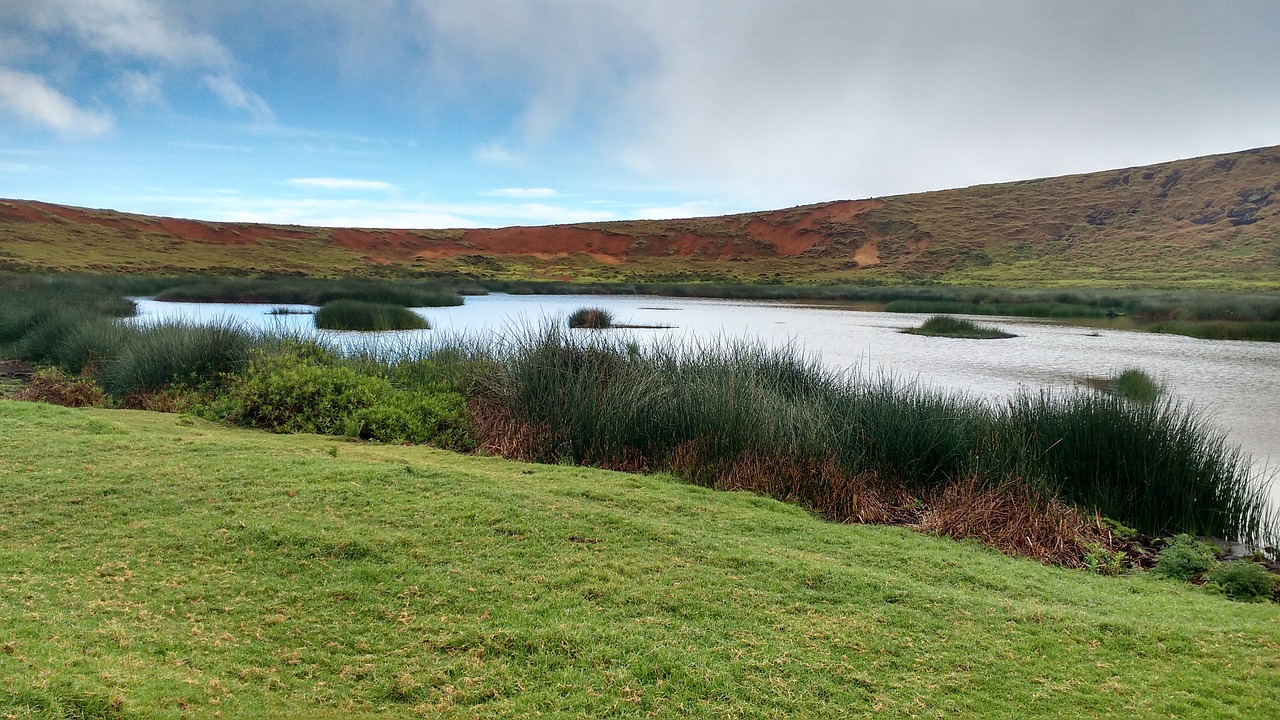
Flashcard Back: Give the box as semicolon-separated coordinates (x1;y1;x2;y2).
1;400;1277;718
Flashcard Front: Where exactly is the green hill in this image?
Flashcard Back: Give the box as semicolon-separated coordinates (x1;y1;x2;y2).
2;400;1277;718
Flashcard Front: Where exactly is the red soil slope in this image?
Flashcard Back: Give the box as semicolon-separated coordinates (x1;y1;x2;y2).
2;145;1279;287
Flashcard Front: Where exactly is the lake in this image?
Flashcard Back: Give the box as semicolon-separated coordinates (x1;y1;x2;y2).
132;293;1280;506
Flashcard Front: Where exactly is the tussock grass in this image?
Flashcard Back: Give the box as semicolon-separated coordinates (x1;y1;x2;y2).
473;327;1276;548
1083;367;1164;405
902;315;1016;339
567;307;613;329
314;300;430;331
99;319;256;398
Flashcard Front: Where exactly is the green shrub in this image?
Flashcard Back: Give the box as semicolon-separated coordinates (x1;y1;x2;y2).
568;307;614;329
1152;534;1219;580
223;350;473;448
314;300;429;331
1203;560;1277;602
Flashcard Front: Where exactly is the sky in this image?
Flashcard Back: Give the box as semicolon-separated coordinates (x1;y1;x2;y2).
1;0;1279;229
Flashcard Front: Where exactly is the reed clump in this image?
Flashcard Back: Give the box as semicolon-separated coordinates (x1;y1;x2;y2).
473;328;1274;551
1083;367;1163;404
314;300;429;331
902;315;1016;339
568;307;614;329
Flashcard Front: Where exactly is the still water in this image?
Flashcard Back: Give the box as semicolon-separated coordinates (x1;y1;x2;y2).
133;294;1280;503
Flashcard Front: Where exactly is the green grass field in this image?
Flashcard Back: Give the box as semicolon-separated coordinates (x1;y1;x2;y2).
2;401;1277;718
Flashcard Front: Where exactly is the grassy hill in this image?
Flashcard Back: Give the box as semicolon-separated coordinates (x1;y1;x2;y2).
2;145;1279;289
2;400;1278;718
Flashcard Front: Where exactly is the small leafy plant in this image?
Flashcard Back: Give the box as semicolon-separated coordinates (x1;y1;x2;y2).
1152;534;1218;581
1082;543;1127;575
1203;560;1276;602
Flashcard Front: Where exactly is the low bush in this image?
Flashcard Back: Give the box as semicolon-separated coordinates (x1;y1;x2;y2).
1203;560;1277;602
222;349;473;449
153;276;463;308
314;300;429;331
1152;534;1219;580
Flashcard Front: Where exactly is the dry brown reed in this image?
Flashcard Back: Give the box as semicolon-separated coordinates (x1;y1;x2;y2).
14;369;105;408
915;477;1120;566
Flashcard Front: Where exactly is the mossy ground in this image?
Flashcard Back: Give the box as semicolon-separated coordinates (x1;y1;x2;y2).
2;400;1278;718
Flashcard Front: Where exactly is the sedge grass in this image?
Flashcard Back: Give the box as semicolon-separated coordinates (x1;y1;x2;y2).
902;315;1016;339
567;307;614;329
476;327;1274;545
314;300;430;331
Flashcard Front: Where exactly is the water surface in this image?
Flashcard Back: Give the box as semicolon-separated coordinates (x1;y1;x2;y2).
133;294;1280;505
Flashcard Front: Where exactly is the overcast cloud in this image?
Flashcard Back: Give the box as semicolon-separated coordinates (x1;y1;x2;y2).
2;0;1278;225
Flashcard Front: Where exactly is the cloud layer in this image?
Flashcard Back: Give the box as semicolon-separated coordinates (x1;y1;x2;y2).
3;1;1280;225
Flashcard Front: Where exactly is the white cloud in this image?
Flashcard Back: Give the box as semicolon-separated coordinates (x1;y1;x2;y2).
7;1;274;125
484;187;557;198
202;74;274;123
116;70;165;106
288;177;396;191
0;67;113;136
125;192;621;229
26;0;231;68
473;141;519;165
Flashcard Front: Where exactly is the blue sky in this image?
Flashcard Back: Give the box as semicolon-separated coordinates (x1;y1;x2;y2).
2;1;1279;229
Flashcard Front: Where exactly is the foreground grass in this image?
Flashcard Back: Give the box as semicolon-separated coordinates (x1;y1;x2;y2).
2;401;1278;718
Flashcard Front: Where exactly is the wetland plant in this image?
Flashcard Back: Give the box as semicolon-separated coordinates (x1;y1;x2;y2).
902;315;1016;339
568;307;614;329
314;300;429;331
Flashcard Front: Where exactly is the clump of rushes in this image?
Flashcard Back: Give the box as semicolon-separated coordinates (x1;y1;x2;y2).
1084;368;1163;404
568;307;614;329
473;327;1275;551
902;315;1016;339
314;300;429;331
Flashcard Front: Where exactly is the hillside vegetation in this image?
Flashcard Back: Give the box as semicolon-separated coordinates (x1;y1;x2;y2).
2;401;1279;718
2;145;1278;289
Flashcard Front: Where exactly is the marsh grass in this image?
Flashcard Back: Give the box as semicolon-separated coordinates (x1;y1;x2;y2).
567;307;614;329
1147;320;1280;342
2;275;1276;554
99;319;256;398
903;315;1016;339
314;300;429;331
474;327;1275;548
1083;368;1164;404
